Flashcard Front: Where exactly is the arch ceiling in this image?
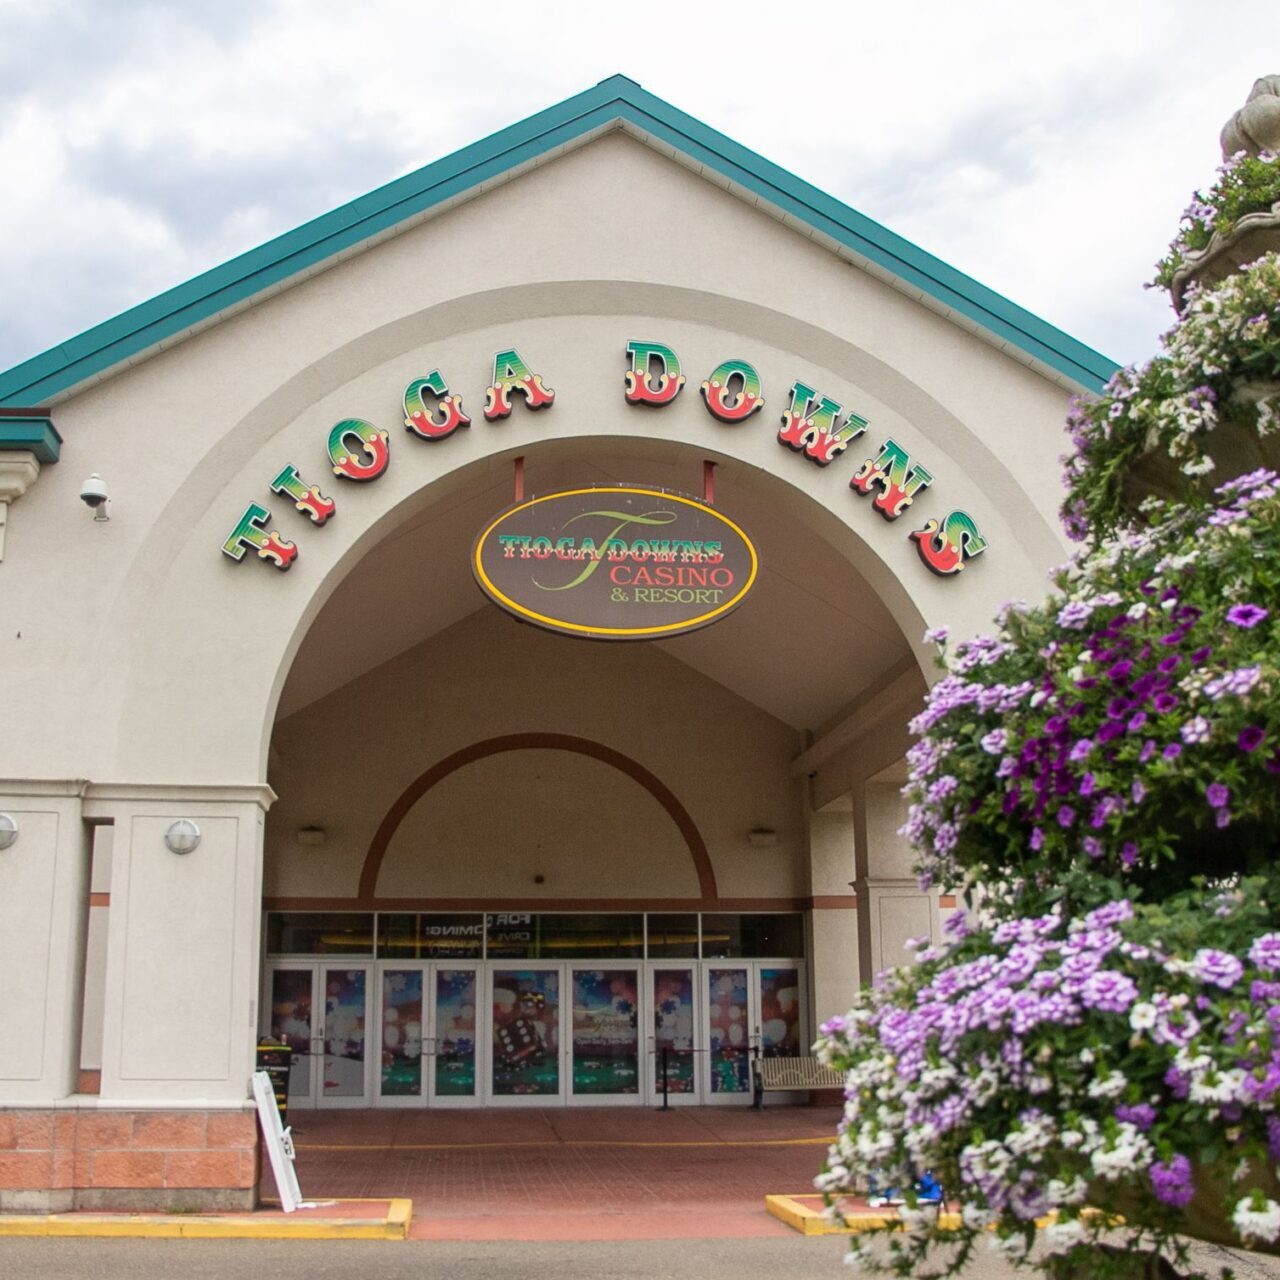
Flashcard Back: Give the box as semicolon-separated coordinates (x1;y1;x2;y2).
276;437;913;737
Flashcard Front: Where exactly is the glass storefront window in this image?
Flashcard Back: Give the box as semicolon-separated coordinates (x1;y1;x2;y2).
266;912;374;955
377;913;484;959
646;913;699;958
485;913;644;959
485;913;539;959
700;913;804;959
538;914;643;959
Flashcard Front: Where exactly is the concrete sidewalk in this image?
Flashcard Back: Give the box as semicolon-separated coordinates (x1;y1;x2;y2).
285;1104;839;1240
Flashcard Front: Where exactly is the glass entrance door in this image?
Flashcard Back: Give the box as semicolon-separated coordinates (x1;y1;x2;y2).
650;965;698;1103
429;967;480;1104
487;967;563;1103
266;965;317;1108
569;968;641;1103
265;963;372;1108
706;966;752;1100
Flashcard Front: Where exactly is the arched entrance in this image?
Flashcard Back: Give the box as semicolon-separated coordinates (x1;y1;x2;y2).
256;431;931;1109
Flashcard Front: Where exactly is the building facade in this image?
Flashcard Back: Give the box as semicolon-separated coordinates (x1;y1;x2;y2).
0;77;1115;1209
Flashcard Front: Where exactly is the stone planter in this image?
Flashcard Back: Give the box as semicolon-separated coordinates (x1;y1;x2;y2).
1052;1161;1280;1277
1120;389;1280;516
1170;205;1280;313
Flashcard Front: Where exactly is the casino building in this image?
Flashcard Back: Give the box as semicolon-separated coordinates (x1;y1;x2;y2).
0;77;1115;1209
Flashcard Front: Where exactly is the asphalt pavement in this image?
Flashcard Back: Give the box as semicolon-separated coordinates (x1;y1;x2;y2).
5;1236;1280;1279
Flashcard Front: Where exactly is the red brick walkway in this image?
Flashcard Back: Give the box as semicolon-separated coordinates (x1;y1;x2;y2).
279;1105;840;1240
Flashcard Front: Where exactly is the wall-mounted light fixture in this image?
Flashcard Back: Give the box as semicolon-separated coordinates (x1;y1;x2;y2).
164;819;201;855
748;826;778;848
0;813;18;851
296;826;327;847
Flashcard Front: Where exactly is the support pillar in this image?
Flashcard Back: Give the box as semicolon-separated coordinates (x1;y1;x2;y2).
0;782;273;1213
852;778;941;982
806;805;860;1028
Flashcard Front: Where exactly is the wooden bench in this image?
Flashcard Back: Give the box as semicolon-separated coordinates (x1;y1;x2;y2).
752;1055;846;1109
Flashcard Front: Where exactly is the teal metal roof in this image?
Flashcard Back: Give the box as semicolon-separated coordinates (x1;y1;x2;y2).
0;74;1118;409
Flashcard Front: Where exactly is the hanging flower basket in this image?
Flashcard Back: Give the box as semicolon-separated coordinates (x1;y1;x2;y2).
1120;386;1280;512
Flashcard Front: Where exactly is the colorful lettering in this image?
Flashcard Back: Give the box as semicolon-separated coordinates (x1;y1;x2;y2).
700;360;764;423
328;418;390;482
404;371;470;441
850;439;934;519
221;503;298;571
269;464;336;526
625;340;685;406
910;511;988;575
778;381;868;465
484;348;555;420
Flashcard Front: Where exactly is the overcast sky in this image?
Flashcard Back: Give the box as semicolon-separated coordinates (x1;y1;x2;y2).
0;0;1275;379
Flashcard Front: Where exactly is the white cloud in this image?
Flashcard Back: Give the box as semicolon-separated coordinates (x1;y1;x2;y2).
0;0;1275;372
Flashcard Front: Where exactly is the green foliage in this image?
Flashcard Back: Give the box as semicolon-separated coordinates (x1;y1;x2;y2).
1155;150;1280;289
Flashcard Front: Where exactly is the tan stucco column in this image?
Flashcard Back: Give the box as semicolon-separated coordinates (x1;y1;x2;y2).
852;779;941;982
0;781;90;1105
807;806;861;1029
83;785;273;1106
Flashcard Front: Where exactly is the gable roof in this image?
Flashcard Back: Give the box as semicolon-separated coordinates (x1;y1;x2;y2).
0;74;1117;412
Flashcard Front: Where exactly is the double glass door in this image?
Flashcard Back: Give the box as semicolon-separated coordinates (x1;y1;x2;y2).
265;963;372;1109
703;963;804;1102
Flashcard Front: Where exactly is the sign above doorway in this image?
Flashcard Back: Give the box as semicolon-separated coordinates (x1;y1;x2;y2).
220;344;989;579
473;487;757;641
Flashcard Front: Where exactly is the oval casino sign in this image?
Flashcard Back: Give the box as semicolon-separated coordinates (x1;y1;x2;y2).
473;487;758;640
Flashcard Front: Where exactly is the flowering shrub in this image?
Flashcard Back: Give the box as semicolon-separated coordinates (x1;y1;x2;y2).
906;471;1280;916
1154;149;1280;290
819;474;1280;1275
817;888;1280;1277
1059;255;1280;543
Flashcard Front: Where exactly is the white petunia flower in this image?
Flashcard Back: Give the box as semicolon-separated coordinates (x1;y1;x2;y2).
1233;1196;1280;1244
1043;1218;1086;1254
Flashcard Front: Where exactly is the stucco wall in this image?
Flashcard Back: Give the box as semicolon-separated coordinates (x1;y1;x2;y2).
265;607;807;903
1;129;1072;789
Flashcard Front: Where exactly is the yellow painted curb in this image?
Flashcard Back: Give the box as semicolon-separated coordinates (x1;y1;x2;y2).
765;1197;1120;1239
0;1197;412;1240
765;1194;962;1237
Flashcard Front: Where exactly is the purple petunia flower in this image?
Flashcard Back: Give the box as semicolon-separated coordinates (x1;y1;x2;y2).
1239;726;1266;753
1163;742;1183;761
1226;603;1269;629
1150;1155;1194;1208
1116;1103;1156;1132
1250;934;1280;974
1057;805;1076;829
1206;782;1230;809
1192;948;1244;988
